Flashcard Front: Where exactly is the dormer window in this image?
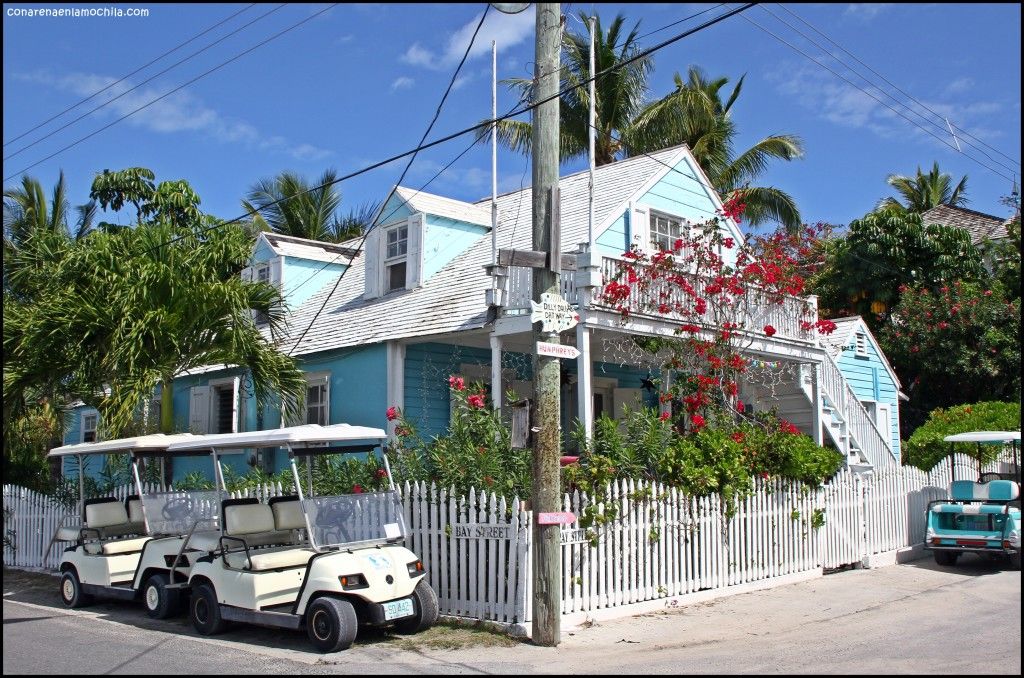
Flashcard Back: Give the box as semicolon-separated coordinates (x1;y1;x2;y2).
385;224;409;293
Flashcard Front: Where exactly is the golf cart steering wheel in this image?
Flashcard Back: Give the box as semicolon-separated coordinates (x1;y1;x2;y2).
161;496;194;521
315;500;354;527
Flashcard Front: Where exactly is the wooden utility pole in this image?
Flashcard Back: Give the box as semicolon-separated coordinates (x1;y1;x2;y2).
531;1;562;647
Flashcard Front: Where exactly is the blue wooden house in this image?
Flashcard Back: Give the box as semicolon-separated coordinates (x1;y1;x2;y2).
63;145;902;480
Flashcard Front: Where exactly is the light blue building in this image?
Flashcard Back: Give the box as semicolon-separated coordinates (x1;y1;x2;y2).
64;145;902;480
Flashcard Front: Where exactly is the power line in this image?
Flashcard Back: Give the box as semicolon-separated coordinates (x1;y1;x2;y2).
774;3;1020;170
763;3;1019;176
4;4;285;162
3;4;336;182
2;4;257;148
734;5;1016;184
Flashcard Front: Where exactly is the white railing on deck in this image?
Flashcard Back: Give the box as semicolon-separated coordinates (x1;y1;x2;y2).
505;267;578;313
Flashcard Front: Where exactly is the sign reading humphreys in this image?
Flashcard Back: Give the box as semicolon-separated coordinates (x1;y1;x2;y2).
530;292;579;333
452;523;517;540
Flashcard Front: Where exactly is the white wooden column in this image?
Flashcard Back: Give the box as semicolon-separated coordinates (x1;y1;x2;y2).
490;334;503;413
660;368;672;418
386;340;406;437
575;296;594;441
811;362;824;445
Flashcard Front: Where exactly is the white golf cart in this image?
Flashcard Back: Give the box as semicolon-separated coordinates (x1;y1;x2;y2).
165;424;438;652
45;433;212;617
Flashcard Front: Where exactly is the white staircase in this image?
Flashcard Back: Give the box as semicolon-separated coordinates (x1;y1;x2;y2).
742;356;897;471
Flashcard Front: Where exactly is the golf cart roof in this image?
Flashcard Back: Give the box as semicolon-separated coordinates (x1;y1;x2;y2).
164;423;387;452
943;431;1021;444
47;433;199;458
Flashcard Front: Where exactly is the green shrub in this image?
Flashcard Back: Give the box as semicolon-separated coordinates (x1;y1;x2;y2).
903;401;1021;471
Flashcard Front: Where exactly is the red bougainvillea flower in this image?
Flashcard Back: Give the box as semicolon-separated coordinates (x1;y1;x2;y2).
659;411;671;422
352;484;364;494
386;406;398;421
736;400;745;413
376;468;388;479
467;394;486;409
779;420;800;435
448;376;465;391
731;432;745;444
692;414;706;431
761;472;770;480
763;324;777;337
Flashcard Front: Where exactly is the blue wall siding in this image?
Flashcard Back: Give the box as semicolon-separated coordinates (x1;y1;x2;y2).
423;215;487;281
596;210;629;257
835;329;902;460
403;342;494;440
379;194;413;226
281;257;346;309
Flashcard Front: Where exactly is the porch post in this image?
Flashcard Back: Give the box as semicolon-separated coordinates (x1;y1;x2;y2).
490;333;503;413
386;340;406;437
660;368;672;418
811;362;824;445
575;307;593;440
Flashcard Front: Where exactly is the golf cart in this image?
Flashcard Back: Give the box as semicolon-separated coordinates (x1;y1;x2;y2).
45;433;212;616
165;424;438;652
924;431;1021;569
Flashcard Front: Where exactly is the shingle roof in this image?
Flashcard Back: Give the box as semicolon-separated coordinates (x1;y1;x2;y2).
920;204;1011;244
278;146;689;356
392;186;491;227
263;232;359;263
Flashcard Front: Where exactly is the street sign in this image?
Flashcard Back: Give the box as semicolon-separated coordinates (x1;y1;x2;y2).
529;292;579;333
537;511;577;525
536;341;580;360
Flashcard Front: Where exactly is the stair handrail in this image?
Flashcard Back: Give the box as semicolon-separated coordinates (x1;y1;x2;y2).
818;352;896;468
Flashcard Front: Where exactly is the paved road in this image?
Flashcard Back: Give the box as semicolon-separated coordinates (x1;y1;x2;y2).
3;555;1020;674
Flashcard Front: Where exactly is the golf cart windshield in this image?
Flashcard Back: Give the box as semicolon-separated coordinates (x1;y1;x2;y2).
142;490;222;536
302;491;407;550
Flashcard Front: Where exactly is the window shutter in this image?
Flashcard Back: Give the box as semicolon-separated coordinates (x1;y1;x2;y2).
189;385;211;434
363;227;381;300
240;266;253;282
229;377;240;433
269;256;284;288
629;203;649;253
406;213;424;289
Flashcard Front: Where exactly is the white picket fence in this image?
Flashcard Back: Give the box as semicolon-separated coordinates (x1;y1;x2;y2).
2;449;1018;626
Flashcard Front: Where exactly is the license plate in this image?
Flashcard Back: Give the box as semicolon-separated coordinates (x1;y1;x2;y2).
382;598;414;621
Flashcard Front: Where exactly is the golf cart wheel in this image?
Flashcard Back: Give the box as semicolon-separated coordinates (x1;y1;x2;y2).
393;580;439;635
59;569;93;608
933;550;959;566
144;572;181;619
306;596;358;653
190;582;227;635
1009;551;1021;571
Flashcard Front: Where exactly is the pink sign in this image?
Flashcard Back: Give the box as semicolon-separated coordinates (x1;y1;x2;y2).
537;512;577;525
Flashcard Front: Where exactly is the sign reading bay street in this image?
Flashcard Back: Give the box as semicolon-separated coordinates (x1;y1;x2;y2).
536;341;581;360
530;292;579;333
451;523;516;540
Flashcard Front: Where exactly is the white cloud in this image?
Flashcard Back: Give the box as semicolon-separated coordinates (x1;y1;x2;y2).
452;75;472;91
944;77;974;96
391;76;415;91
334;34;354;45
843;4;893;21
399;9;534;70
767;61;1006;147
15;70;332;162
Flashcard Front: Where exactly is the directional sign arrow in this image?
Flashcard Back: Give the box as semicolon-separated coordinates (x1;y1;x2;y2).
529;292;579;333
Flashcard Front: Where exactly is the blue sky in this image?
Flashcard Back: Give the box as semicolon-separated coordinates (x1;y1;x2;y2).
3;3;1021;233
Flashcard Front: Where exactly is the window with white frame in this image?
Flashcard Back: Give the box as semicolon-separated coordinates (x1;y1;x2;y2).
305;373;330;426
81;412;98;443
385;224;408;293
650;211;683;252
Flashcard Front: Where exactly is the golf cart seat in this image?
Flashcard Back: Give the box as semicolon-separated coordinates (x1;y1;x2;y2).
220;498;313;570
950;479;1019;502
78;497;151;555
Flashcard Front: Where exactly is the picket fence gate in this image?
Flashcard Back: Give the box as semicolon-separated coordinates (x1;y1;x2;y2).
2;450;1017;627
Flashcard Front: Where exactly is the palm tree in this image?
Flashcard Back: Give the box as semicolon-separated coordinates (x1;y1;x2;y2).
877;162;968;214
242;169;348;242
487;12;653;166
626;66;805;231
4;169;306;437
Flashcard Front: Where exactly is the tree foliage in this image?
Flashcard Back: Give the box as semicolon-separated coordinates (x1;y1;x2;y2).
902;401;1021;471
876;161;969;214
810;209;985;334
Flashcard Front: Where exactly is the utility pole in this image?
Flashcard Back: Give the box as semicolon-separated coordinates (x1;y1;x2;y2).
531;1;561;648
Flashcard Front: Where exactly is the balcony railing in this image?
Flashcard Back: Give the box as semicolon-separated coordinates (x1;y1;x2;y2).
501;255;818;345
